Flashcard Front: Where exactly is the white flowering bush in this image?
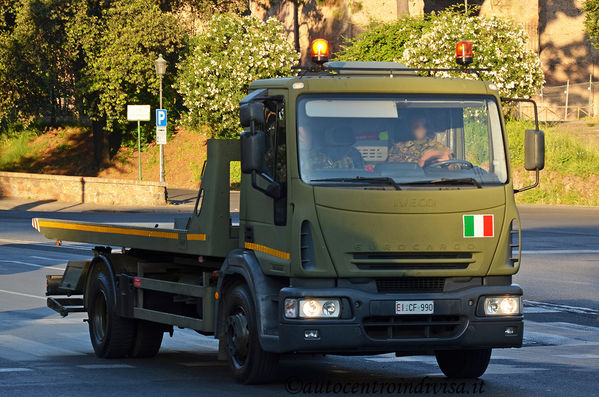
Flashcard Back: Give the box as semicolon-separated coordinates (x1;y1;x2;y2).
337;10;544;98
401;11;544;98
177;14;299;138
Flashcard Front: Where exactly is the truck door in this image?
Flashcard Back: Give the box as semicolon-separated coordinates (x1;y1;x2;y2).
240;90;290;275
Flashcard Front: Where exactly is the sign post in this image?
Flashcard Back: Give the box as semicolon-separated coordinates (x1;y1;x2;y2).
156;109;167;144
127;105;151;181
155;54;167;183
156;109;167;181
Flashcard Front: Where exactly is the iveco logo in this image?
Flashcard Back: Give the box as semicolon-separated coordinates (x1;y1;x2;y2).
394;198;436;208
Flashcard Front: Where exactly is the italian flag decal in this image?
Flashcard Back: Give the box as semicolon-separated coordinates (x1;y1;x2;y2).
463;214;494;238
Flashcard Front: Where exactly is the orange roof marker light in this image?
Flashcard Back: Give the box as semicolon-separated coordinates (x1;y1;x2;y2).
456;40;473;66
311;38;329;64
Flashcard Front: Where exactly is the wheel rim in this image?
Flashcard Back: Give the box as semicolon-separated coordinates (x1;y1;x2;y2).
225;306;250;369
92;290;108;343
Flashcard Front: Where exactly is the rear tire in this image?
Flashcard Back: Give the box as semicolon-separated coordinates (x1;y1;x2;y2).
435;348;492;378
129;320;164;358
223;284;279;384
87;270;135;358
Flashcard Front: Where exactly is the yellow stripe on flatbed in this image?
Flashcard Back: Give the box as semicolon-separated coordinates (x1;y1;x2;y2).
37;220;206;241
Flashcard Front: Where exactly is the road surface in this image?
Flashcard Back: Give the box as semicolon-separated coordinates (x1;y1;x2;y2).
0;204;597;396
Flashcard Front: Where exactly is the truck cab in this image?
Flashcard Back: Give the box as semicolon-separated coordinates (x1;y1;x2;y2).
226;58;544;381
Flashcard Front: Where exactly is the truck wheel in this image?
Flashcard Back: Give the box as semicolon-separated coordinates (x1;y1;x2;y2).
87;270;135;358
223;284;279;384
435;348;492;378
129;320;164;358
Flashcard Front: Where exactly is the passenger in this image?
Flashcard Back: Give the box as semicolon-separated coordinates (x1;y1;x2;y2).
387;115;451;167
299;125;364;170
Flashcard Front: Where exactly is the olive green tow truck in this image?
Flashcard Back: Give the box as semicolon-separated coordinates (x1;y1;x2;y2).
35;39;544;384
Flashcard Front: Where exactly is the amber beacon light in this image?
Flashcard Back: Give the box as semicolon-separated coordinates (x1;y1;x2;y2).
311;38;329;64
456;40;473;66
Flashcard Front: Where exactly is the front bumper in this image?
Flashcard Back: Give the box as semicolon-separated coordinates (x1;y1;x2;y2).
278;284;523;354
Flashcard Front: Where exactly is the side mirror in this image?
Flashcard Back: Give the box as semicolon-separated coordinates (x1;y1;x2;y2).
524;129;545;171
240;130;265;174
515;129;544;193
239;102;265;128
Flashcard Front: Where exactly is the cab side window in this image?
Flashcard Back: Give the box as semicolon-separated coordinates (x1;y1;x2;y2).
262;103;287;186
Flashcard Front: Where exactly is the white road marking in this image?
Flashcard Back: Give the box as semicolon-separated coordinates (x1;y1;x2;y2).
29;256;67;262
0;368;32;373
0;259;65;271
178;361;225;367
364;354;437;364
0;289;46;300
524;300;599;315
0;335;84;360
77;364;135;369
0;238;48;245
522;249;599;255
556;354;599;359
0;238;96;252
523;306;559;314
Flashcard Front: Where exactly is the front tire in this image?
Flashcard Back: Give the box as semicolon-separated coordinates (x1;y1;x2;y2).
223;284;279;384
435;348;492;378
87;270;135;358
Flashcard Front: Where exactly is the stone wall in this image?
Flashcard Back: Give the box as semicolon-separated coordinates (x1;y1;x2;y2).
538;0;598;85
0;172;166;207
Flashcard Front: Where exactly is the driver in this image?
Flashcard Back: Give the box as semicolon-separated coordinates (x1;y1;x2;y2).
387;115;451;167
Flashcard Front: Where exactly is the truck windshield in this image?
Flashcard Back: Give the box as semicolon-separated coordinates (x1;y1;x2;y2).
297;95;508;187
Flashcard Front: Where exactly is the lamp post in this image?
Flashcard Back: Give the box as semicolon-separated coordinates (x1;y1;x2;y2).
155;54;167;183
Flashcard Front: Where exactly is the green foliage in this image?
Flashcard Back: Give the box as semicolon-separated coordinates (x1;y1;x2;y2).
0;0;17;31
336;17;430;62
176;14;298;138
336;9;544;98
164;0;249;18
0;0;184;158
0;129;38;169
0;0;82;127
75;0;184;144
584;0;599;49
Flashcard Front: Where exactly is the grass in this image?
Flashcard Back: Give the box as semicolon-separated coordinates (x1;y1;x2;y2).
506;119;599;176
0;129;39;170
505;119;599;206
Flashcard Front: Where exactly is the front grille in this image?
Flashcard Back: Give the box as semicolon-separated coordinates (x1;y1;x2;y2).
352;252;473;270
376;277;445;293
364;315;465;340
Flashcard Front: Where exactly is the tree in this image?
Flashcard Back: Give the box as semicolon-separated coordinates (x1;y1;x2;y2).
584;0;599;49
336;9;544;98
176;13;299;138
68;0;183;165
0;0;82;128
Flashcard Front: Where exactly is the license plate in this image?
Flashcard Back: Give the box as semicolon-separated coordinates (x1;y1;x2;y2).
395;300;434;315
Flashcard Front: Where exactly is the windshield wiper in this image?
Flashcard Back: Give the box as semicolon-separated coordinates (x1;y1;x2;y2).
310;176;402;190
399;177;482;189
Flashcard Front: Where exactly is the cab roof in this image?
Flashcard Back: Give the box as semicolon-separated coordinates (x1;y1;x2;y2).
249;62;495;97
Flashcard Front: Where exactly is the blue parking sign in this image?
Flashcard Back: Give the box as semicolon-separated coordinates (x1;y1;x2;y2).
156;109;167;127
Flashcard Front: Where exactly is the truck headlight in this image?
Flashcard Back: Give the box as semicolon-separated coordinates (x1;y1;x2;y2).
284;298;341;318
483;296;521;316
